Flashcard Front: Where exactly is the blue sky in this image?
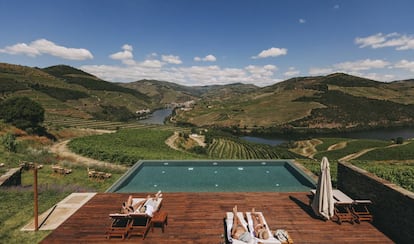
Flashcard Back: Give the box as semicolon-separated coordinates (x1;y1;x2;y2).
1;0;414;86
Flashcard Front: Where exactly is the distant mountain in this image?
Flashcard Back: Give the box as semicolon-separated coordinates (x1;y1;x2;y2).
1;62;414;130
174;73;414;131
120;80;259;104
119;79;200;105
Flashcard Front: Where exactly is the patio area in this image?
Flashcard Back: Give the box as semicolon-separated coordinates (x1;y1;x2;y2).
41;192;393;243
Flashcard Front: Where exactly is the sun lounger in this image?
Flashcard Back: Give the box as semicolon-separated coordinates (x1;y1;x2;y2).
331;189;356;224
310;189;356;224
128;197;163;239
106;213;130;240
332;190;374;224
351;200;373;223
246;212;281;244
106;197;147;239
225;212;253;244
311;189;373;223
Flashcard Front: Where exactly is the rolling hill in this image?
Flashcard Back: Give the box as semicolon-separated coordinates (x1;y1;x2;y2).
174;73;414;131
1;62;414;131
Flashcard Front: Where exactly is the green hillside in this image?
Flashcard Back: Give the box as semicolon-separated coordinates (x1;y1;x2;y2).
120;79;198;105
174;73;414;131
0;63;152;123
1;63;414;131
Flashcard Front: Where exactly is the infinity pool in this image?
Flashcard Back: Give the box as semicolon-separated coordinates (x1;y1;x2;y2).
107;160;315;193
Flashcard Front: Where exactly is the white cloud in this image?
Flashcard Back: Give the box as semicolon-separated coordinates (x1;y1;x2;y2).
194;54;217;62
394;60;414;72
355;32;414;50
122;44;133;52
299;19;306;24
110;45;133;61
140;59;163;68
334;59;390;72
162;55;182;64
362;72;396;82
252;47;287;59
0;43;40;57
0;39;93;60
309;67;333;76
81;60;281;87
309;59;390;76
334;4;340;9
245;65;277;78
355;33;386;48
284;67;300;77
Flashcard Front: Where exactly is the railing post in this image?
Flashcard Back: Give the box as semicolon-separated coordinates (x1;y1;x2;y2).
34;163;38;231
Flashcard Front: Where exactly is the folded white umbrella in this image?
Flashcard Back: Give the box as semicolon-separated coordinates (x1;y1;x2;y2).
311;156;334;220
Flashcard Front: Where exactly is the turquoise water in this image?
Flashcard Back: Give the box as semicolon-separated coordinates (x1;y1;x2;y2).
108;160;315;193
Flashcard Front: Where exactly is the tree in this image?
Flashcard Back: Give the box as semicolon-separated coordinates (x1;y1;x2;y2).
0;97;44;131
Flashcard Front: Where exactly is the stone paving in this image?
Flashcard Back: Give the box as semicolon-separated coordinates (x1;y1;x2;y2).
21;192;96;231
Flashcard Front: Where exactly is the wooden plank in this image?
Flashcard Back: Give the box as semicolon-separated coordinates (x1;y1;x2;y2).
41;192;393;243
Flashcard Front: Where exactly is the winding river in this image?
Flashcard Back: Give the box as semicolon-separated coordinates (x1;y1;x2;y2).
242;127;414;146
139;108;414;146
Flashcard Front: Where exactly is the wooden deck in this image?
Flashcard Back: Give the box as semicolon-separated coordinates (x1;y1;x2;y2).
41;192;393;243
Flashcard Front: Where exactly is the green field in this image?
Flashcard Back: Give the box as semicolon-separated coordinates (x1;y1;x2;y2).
353;161;414;192
357;140;414;160
313;139;392;160
68;128;200;165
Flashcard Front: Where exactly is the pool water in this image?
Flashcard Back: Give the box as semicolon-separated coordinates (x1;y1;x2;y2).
107;160;315;193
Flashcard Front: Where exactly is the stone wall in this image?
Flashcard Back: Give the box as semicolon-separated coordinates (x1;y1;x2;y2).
337;161;414;244
0;168;22;187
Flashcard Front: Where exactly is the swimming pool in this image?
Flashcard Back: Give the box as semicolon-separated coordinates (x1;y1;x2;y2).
107;160;316;193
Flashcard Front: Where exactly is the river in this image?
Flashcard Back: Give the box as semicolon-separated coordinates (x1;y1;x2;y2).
139;108;173;125
242;127;414;146
140;108;414;145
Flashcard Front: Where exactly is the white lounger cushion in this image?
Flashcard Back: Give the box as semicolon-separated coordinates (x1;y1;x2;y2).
310;189;354;204
246;212;281;244
226;212;253;244
332;190;353;204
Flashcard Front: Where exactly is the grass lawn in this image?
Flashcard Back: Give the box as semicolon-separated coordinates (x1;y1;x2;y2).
0;165;124;244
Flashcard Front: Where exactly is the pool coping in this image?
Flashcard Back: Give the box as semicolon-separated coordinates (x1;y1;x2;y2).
106;159;317;193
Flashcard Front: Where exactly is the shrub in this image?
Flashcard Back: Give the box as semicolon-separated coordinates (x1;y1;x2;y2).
2;133;17;152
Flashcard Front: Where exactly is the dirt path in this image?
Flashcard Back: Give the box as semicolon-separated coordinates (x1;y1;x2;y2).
327;141;348;151
339;147;377;162
49;139;128;170
189;134;206;147
339;141;412;162
165;132;182;151
165;132;206;151
291;139;323;158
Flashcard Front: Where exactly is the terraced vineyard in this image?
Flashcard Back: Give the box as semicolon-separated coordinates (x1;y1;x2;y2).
207;138;301;159
44;114;180;131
